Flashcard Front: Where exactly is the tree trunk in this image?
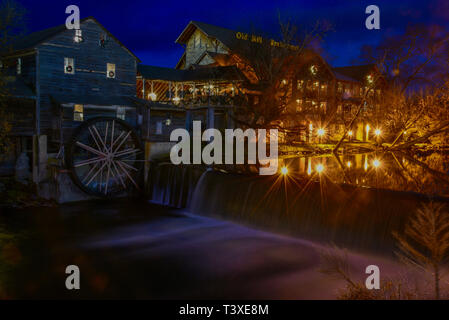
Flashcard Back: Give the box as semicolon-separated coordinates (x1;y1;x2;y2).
388;120;449;150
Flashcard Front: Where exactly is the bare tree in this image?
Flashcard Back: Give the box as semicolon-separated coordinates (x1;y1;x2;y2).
393;202;449;300
356;24;449;150
360;24;449;94
230;17;330;140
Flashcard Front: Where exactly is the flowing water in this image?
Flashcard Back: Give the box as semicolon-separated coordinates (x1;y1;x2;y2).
148;151;449;253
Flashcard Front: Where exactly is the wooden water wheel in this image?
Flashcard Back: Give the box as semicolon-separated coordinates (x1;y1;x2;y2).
66;117;143;197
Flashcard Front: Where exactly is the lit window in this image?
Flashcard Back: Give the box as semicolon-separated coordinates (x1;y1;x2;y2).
310;65;317;75
74;29;83;43
74;104;83;122
320;102;327;112
107;63;116;78
338;82;343;93
156;121;162;135
296;99;302;112
117;107;125;120
297;80;304;89
17;58;22;75
320;84;327;92
64;57;75;74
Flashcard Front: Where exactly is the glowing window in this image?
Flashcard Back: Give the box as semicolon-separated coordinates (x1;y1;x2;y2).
74;29;83;43
73;104;83;122
64;57;75;74
107;63;116;78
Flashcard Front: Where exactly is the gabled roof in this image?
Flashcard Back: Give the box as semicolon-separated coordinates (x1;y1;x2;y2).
332;64;376;82
194;51;233;67
176;20;238;51
138;64;246;82
5;17;140;61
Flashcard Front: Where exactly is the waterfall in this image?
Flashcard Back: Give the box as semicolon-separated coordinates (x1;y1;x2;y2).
147;163;205;208
147;163;431;252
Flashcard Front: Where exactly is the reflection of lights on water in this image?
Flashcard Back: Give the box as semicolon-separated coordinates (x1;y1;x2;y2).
373;159;381;168
316;164;324;173
317;128;325;136
346;161;352;168
280;166;288;175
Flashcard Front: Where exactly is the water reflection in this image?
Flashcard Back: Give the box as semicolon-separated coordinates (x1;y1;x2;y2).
281;152;449;197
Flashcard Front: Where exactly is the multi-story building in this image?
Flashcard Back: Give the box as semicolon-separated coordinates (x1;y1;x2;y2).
137;20;385;143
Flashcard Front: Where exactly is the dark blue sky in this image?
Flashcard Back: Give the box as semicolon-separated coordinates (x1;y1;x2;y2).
16;0;449;67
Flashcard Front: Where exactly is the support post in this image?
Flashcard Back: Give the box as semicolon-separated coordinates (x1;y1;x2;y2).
207;107;214;129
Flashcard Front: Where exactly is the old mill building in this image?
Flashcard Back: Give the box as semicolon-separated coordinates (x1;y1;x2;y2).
0;17;384;198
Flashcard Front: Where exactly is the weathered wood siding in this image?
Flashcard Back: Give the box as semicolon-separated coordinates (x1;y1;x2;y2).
36;18;137;136
184;29;228;68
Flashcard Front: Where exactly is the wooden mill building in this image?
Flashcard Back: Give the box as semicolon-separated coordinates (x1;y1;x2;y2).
0;17;149;181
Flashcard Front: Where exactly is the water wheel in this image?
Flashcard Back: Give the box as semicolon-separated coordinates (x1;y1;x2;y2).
66;117;144;197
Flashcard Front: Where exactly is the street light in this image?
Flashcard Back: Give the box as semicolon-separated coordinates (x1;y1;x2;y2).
280;166;288;176
374;128;381;136
316;163;324;173
317;128;325;144
373;159;381;168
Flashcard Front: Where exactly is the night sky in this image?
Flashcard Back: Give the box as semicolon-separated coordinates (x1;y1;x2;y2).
16;0;449;68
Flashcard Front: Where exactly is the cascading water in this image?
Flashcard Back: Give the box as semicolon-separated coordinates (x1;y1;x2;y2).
147;162;439;252
147;162;205;208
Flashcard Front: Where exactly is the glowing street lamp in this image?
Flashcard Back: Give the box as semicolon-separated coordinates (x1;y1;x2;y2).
373;159;381;168
374;128;381;136
316;163;324;174
280;166;289;176
347;130;353;141
148;92;157;101
346;161;352;168
317;128;325;143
